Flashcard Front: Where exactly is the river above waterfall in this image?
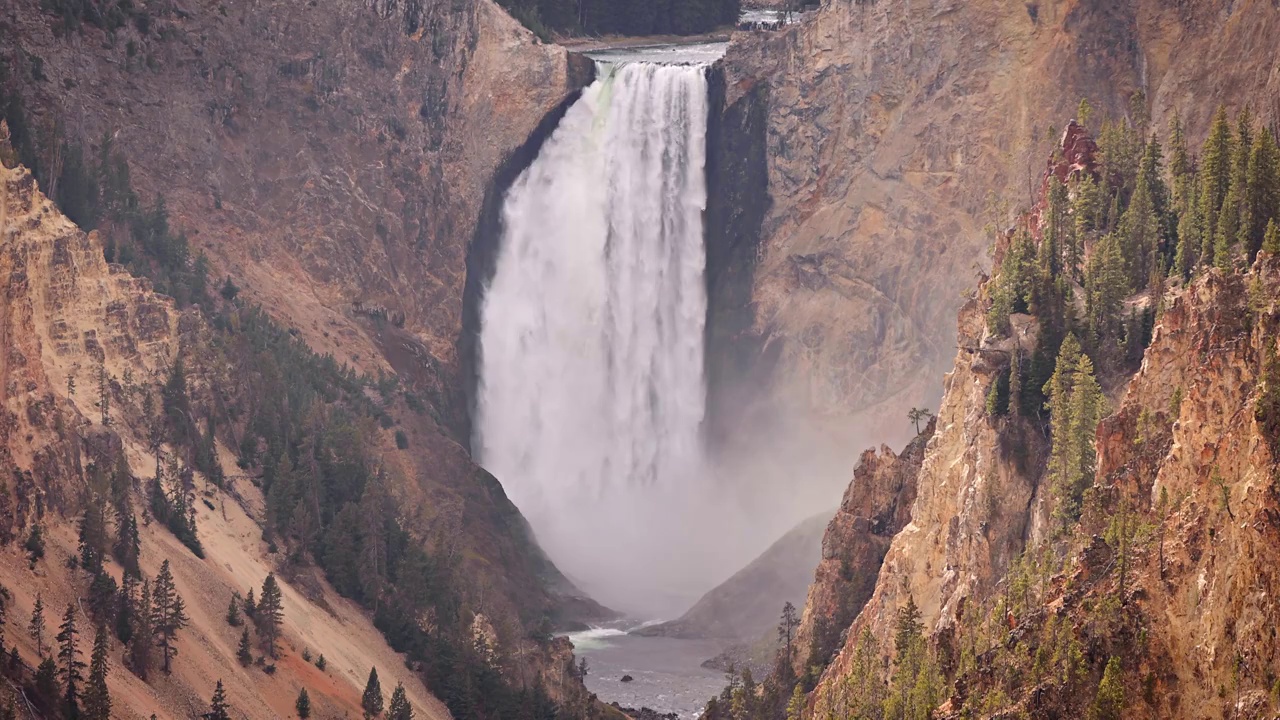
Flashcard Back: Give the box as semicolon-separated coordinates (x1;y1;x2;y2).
584;42;728;65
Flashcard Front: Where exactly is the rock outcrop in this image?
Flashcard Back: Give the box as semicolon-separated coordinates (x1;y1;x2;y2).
0;0;591;434
712;0;1280;462
792;419;933;678
0;0;605;672
799;132;1280;720
1;157;452;718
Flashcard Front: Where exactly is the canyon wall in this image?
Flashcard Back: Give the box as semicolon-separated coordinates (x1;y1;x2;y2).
0;0;607;715
0;0;591;432
1;158;454;718
715;0;1280;452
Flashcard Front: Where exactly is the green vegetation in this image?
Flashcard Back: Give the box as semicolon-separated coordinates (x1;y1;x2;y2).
207;680;231;720
362;667;384;719
0;77;576;715
296;688;312;719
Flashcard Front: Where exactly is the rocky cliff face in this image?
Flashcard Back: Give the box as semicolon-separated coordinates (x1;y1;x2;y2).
0;0;590;433
797;134;1280;720
791;419;932;679
1;157;454;718
0;0;604;663
713;0;1280;455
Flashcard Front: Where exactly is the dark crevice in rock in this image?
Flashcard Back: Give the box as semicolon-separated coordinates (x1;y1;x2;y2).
703;64;773;452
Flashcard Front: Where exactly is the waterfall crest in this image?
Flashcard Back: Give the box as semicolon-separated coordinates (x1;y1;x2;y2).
475;61;713;614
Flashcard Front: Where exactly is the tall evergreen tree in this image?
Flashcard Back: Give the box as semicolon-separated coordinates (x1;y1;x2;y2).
78;498;109;574
116;573;137;644
362;667;384;718
226;594;243;627
86;570;118;625
82;626;111;720
151;560;188;674
236;627;252;667
1092;657;1124;720
1242;127;1280;261
1263;219;1280;256
56;603;84;719
207;679;231;720
256;573;284;657
129;578;154;679
388;682;413;720
29;593;47;656
113;509;142;579
0;583;8;650
1199;107;1235;265
885;594;941;720
1059;353;1105;525
296;687;312;719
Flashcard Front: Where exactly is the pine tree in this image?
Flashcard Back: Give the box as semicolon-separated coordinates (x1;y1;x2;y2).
296;687;312;719
1044;176;1070;279
1045;337;1105;526
1242;127;1280;261
82;626;111;720
256;573;284;657
25;524;46;568
129;578;154;679
1085;234;1127;357
78;499;109;574
0;583;8;650
236;627;252;667
894;594;923;659
1174;182;1202;278
56;603;84;719
1263;219;1280;256
30;593;48;656
226;593;242;626
35;657;59;708
885;594;941;720
1045;334;1083;476
1092;657;1124;720
1071;175;1103;271
116;573;137;644
777;601;800;661
1077;98;1094;130
207;680;231;720
362;667;384;718
1060;353;1105;525
1200;107;1235;266
113;509;141;579
97;364;111;426
388;682;413;720
243;587;256;619
151;560;188;674
87;570;118;625
163;357;191;447
785;683;805;720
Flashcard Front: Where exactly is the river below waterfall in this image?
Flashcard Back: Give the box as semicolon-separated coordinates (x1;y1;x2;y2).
568;626;727;719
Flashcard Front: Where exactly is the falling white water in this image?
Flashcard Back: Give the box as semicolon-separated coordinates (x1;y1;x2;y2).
475;61;719;615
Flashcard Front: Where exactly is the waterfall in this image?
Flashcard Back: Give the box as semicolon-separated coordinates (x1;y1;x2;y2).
475;61;714;615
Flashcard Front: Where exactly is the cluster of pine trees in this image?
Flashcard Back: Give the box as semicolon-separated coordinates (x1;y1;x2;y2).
700;102;1280;720
0;555;187;719
496;0;740;40
985;100;1280;524
3;60;580;720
